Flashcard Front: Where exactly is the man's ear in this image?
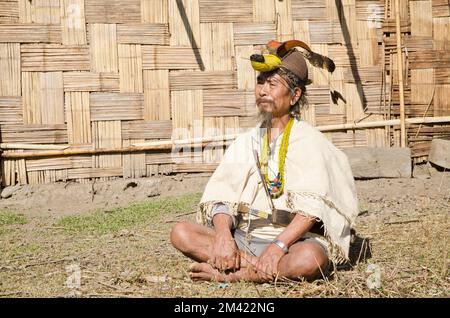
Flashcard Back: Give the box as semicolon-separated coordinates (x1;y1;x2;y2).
291;87;302;105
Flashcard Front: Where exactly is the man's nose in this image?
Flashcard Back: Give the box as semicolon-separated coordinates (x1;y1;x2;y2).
258;81;270;96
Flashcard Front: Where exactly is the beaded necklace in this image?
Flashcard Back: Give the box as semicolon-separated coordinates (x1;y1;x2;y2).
260;117;294;198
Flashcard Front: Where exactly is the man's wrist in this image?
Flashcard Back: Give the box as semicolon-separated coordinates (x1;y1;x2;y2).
271;239;289;254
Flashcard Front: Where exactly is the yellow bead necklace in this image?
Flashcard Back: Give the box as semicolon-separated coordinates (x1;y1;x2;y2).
260;117;294;199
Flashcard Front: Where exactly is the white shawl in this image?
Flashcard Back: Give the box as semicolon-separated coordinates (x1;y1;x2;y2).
196;119;359;263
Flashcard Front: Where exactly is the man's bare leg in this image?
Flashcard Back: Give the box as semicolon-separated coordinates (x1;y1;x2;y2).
188;241;328;282
171;221;329;282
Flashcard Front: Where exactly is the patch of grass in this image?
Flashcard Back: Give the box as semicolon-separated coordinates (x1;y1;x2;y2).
56;193;202;234
0;210;27;235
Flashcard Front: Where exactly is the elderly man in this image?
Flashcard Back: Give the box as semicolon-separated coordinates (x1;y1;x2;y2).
170;41;359;282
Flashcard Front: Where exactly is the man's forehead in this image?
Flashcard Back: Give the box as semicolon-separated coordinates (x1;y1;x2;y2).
257;72;284;82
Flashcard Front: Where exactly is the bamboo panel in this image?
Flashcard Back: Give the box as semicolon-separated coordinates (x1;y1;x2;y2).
233;23;276;45
235;45;256;90
434;84;450;116
142;46;202;70
293;20;311;43
203;117;224;163
356;20;380;67
1;151;13;186
344;66;383;83
331;130;367;148
61;0;87;45
89;24;118;72
143;70;170;120
175;162;218;173
253;0;275;22
171;90;203;140
203;89;254;117
123;138;146;178
365;115;387;147
345;83;365;122
169;71;237;90
309;21;344;44
361;83;385;114
329;67;345;114
21;44;90;72
432;0;450;17
239;116;258;129
433;17;450;50
169;0;200;47
276;0;293;41
382;19;411;33
92;121;122;171
355;0;384;23
141;0;168;23
118;44;143;93
328;44;360;67
314;104;330;115
19;0;60;24
341;0;358;43
383;36;434;52
0;24;61;42
200;23;234;71
310;44;330;85
117;24;169;45
22;72;64;124
316;114;346;126
3;149;27;185
65;91;91;144
435;68;450;84
308;86;330;104
410;0;433;37
0;124;67;144
122;120;172;140
411;69;434;116
0;43;20;96
84;0;140;23
63;72;120;92
0;0;18;23
409;50;450;69
199;0;252;23
90;93;143;121
146;152;173;165
27;156;91;172
0;97;22;124
67;167;122;179
292;0;326;21
300;104;316;126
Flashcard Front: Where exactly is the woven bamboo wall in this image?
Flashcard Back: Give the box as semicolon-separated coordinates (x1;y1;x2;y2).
0;0;449;186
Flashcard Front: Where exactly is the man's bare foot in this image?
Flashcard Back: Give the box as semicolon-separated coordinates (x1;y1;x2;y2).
189;262;240;282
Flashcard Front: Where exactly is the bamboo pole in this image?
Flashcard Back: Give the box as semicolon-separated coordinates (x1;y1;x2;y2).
0;143;69;150
1;116;450;159
395;0;407;147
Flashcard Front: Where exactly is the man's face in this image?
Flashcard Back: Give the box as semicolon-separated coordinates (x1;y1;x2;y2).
255;72;294;118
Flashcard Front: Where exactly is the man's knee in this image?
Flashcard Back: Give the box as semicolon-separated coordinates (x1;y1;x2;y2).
170;221;194;250
282;243;328;280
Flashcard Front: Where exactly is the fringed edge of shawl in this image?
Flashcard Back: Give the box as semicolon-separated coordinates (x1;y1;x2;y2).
286;192;350;265
197;200;249;227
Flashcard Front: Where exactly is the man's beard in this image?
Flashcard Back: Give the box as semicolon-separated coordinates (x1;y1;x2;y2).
257;109;273;130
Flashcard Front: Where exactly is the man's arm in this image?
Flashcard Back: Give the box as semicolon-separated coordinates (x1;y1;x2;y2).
210;204;240;271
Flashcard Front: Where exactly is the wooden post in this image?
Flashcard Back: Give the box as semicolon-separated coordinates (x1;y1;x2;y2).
395;0;407;147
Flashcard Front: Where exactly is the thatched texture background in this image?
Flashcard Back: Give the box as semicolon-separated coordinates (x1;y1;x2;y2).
0;0;449;185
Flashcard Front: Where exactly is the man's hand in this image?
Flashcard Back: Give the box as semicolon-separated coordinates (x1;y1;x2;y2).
210;214;240;271
254;243;286;281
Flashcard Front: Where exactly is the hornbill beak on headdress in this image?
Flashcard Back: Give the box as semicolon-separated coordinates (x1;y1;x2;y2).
266;39;336;74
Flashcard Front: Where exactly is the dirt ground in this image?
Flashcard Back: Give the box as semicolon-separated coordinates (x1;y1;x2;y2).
0;164;449;298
